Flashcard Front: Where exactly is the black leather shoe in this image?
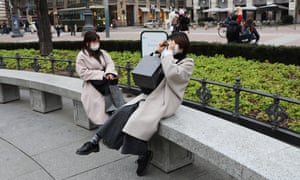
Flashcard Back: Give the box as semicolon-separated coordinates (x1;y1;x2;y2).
76;142;99;155
136;151;153;176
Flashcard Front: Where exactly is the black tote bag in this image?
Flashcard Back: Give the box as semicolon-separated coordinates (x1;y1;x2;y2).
132;55;164;90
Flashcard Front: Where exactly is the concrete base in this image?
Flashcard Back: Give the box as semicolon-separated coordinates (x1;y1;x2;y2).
149;134;194;173
30;89;62;113
73;100;98;130
0;84;20;103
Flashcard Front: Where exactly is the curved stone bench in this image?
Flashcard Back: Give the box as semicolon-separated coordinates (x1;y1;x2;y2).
151;105;300;180
0;69;95;129
1;69;299;180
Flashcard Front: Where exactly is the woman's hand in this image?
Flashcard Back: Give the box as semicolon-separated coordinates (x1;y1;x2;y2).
156;40;168;53
167;40;176;51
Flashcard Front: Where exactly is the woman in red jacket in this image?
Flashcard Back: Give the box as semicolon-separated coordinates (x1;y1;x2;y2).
236;6;243;24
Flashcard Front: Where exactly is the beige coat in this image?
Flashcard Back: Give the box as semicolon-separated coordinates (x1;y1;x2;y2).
123;51;194;141
76;49;117;125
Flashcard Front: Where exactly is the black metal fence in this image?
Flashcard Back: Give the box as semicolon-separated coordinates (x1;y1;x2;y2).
0;53;76;76
0;54;299;147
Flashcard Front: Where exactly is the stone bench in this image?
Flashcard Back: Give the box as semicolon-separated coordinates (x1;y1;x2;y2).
0;69;96;129
1;69;299;179
150;105;300;179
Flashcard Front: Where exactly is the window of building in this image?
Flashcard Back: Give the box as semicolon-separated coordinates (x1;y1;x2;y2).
138;0;147;5
56;0;64;8
160;0;167;6
177;0;185;8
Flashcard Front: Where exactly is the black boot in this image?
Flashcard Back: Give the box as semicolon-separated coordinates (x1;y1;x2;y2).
76;142;99;155
136;150;153;176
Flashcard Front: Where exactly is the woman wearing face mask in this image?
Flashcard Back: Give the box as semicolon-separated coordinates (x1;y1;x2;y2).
76;32;194;177
76;31;117;125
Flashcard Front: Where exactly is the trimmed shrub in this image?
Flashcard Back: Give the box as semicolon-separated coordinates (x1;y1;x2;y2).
281;15;294;24
0;41;299;65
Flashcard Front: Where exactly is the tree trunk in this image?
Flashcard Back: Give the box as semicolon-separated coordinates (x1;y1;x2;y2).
35;0;53;56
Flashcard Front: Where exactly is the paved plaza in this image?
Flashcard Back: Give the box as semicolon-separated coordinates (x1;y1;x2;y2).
1;24;300;46
0;25;299;180
0;89;235;180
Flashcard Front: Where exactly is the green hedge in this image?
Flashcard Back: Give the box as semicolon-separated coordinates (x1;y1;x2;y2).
0;49;299;132
0;40;140;53
0;41;299;65
189;42;300;65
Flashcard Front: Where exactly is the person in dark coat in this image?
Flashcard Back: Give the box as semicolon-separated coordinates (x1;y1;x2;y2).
241;18;260;44
226;15;242;43
75;32;194;177
70;22;76;36
178;10;190;33
55;23;61;37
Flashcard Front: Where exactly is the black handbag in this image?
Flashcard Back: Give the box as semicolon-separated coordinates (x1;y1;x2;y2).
132;55;164;90
90;78;118;95
90;78;125;113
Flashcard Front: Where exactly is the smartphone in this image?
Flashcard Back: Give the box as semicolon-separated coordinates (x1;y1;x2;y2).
163;40;169;46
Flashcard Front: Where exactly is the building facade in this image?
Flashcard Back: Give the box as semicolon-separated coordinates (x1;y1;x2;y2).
0;0;299;30
46;0;193;27
0;0;6;22
195;0;299;23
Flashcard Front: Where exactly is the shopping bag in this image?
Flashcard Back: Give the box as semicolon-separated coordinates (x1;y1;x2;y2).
132;55;164;90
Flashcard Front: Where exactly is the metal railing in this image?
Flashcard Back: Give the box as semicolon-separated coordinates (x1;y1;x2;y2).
0;53;299;147
184;77;300;147
0;53;76;76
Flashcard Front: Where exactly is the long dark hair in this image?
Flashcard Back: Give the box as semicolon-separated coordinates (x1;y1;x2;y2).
245;18;255;32
82;31;103;62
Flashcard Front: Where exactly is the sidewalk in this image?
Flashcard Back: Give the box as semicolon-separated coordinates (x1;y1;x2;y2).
0;25;299;180
1;24;300;46
0;89;235;180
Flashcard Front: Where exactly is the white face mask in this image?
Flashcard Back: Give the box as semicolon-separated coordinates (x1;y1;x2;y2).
174;44;180;55
90;43;100;51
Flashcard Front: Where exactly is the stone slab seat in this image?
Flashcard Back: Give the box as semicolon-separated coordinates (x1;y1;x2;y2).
0;69;96;129
151;105;300;180
1;69;299;179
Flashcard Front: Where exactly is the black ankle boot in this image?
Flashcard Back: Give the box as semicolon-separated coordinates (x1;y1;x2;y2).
136;151;153;176
76;142;99;155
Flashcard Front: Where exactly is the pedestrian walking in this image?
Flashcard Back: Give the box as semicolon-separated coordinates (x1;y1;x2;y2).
226;15;242;43
178;10;191;34
55;23;62;37
70;23;76;36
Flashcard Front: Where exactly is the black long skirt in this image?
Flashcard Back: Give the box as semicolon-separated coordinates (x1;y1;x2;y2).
95;102;148;156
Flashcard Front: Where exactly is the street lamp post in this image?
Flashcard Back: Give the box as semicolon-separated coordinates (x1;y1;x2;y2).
11;14;23;37
10;0;23;38
82;0;95;36
171;0;175;10
151;3;156;20
104;0;110;37
295;0;298;30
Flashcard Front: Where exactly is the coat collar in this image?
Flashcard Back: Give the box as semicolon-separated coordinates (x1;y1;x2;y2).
174;53;186;64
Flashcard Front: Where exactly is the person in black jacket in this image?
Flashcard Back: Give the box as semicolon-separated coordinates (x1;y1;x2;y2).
241;18;260;44
178;10;190;33
226;15;242;43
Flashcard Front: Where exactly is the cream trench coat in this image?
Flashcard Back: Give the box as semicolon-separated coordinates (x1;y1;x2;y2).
123;50;194;141
76;49;117;125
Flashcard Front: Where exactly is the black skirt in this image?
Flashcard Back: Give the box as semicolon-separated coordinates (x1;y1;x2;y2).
95;102;148;156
